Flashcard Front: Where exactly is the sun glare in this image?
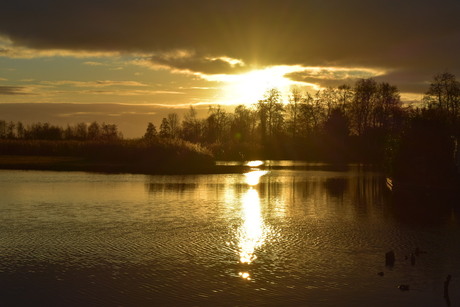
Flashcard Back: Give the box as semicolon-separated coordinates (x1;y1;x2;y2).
224;66;304;104
197;65;385;106
246;160;264;168
203;65;314;105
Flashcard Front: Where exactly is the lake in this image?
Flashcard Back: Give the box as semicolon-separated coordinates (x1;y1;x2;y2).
0;162;459;306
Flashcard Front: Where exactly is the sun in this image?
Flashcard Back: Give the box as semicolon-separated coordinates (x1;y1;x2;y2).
203;65;311;105
225;69;286;103
223;66;305;105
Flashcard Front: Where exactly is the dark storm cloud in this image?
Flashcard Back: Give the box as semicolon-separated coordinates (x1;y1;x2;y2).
1;0;459;89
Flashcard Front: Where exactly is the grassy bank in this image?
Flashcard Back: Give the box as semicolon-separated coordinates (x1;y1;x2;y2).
0;139;247;174
0;155;249;174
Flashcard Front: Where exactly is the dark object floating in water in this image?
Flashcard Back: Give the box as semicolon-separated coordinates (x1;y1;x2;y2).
385;250;395;266
415;247;427;256
398;285;410;291
377;272;384;276
444;274;452;299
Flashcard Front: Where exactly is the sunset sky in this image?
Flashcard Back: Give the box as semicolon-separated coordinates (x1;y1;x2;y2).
1;0;460;137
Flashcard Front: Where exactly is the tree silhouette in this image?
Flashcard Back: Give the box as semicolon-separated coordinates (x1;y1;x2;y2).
88;121;101;140
0;120;6;139
256;88;284;141
16;122;25;139
350;78;378;136
424;72;460;132
298;91;323;137
165;113;180;139
231;104;256;143
204;105;228;143
159;117;171;138
144;122;158;141
287;86;302;139
101;123;121;141
181;106;202;142
6;121;15;139
374;82;402;132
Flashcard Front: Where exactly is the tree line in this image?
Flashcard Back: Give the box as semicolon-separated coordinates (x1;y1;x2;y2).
144;79;404;161
2;72;460;168
145;73;459;163
0;121;122;142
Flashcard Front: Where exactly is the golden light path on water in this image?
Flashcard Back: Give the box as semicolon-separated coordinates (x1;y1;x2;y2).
238;168;269;280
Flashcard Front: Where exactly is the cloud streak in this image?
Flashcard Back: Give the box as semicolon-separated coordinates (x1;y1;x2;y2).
285;67;386;89
149;51;247;75
0;85;34;95
41;80;149;88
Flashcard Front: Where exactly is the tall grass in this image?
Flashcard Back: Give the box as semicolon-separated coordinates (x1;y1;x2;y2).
0;138;215;173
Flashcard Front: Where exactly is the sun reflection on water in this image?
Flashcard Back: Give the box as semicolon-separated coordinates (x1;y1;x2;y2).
237;170;269;280
239;188;265;264
246;160;264;168
238;272;251;280
244;170;269;186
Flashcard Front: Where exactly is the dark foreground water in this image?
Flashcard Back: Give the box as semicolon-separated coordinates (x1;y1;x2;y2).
1;162;459;306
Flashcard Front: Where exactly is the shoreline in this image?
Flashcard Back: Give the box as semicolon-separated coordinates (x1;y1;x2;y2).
0;155;250;175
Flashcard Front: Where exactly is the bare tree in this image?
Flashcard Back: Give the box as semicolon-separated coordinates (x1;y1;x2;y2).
350;78;378;135
75;123;88;140
424;72;460;126
167;113;180;139
205;105;228;143
375;82;402;131
16;121;25;139
299;91;324;136
231;104;257;142
256;88;284;141
88;121;101;140
181;106;202;142
159;118;171;138
287;86;303;139
101;123;121;141
0;120;6;139
6;121;15;139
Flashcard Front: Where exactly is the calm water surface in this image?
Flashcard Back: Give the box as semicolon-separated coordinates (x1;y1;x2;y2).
1;163;459;306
